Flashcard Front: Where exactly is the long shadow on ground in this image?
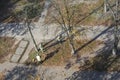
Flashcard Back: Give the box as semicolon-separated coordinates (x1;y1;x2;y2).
0;0;21;22
5;65;37;80
75;24;114;54
40;47;60;64
65;70;120;80
65;39;120;80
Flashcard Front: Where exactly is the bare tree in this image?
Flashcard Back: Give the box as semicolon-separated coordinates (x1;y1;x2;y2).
16;1;43;52
47;0;109;55
48;0;86;55
26;19;39;52
12;4;40;52
113;0;119;55
23;4;40;52
104;0;107;13
106;0;119;55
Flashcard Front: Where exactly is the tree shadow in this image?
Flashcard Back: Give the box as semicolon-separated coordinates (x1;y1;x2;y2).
64;61;72;70
44;40;66;51
5;65;37;80
0;23;28;36
0;0;21;22
65;70;120;80
75;1;119;26
75;24;114;54
43;27;85;51
90;39;119;71
43;27;69;47
65;39;120;80
75;38;119;71
25;47;60;66
75;3;104;25
41;47;60;64
64;24;114;70
0;22;36;37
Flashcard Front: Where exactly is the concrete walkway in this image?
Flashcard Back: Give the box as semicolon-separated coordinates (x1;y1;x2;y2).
19;42;33;63
11;40;28;63
0;0;119;80
38;0;50;24
19;0;52;63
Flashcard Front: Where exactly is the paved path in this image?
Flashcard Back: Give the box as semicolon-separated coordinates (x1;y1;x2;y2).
11;40;28;63
1;63;119;80
38;0;50;24
0;0;119;80
19;0;53;63
71;0;99;4
19;42;33;63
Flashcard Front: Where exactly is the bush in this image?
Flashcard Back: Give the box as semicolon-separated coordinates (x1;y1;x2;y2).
14;2;43;20
27;0;40;3
23;4;42;19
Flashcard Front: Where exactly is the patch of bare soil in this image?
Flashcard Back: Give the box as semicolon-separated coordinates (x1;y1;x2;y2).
26;38;103;66
0;37;16;63
45;0;112;26
0;72;5;80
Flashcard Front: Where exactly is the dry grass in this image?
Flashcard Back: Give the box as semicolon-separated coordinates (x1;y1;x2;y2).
2;0;45;23
45;0;113;26
0;37;16;63
74;39;103;56
88;54;120;72
0;72;5;80
27;38;103;66
42;40;71;66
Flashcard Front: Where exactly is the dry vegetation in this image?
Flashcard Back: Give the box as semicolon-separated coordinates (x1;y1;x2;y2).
45;0;112;26
0;37;16;63
0;72;5;80
1;0;45;23
26;37;103;66
81;54;120;72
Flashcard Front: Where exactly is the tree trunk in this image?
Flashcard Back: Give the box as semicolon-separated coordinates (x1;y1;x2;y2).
112;0;119;56
27;21;39;52
66;26;75;55
104;0;107;13
69;38;75;55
